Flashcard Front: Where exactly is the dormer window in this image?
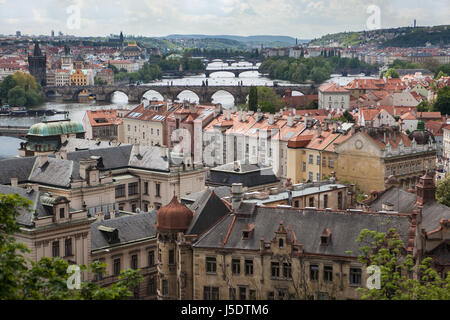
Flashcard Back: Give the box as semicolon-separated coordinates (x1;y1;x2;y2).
59;208;65;219
242;224;254;240
279;238;284;249
321;228;332;246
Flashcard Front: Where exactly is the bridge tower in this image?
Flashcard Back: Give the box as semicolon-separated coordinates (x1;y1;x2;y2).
28;41;46;87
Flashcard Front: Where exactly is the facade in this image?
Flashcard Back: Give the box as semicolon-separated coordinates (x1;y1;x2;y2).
334;125;436;193
318;82;351;110
70;69;88;86
28;42;46;86
96;68;114;85
83;109;125;140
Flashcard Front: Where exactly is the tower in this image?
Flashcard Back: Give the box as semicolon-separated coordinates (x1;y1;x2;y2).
28;41;46;87
415;172;436;206
155;196;194;300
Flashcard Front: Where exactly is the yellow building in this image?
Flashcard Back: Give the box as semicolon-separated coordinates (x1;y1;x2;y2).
334;125;437;193
70;69;87;86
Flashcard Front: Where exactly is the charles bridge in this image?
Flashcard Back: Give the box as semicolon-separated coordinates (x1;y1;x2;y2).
44;83;317;104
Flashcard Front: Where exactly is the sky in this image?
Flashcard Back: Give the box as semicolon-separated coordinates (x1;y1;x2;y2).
0;0;449;39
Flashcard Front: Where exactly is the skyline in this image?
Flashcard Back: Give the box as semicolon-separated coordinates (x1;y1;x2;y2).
0;0;449;39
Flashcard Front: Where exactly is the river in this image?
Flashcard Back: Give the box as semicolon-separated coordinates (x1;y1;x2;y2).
0;61;376;160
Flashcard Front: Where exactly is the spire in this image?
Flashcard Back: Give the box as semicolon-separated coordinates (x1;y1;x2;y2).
33;41;42;57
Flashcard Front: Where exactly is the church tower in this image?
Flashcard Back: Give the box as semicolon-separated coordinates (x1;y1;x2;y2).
155;196;193;300
28;41;47;86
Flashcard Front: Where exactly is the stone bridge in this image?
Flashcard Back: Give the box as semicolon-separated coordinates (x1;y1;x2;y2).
204;67;260;78
44;84;317;104
0;125;29;139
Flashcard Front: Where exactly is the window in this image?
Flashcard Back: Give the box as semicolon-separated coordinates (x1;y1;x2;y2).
309;154;313;164
143;132;145;139
59;208;65;219
206;257;216;274
323;194;328;208
302;162;306;172
169;250;175;265
294;200;299;207
271;262;280;277
283;263;292;279
316;155;320;165
151;128;154;135
157;129;160;136
308;172;313;181
204;286;219;300
144;181;149;195
245;260;254;275
310;264;319;281
131;254;138;270
144;203;149;212
128;182;138;196
268;291;274;300
328;157;334;168
309;197;314;207
132;203;137;212
148;251;154;267
127;124;130;132
64;238;72;257
239;287;247;300
279;238;284;249
316;172;320;181
155;183;161;197
249;290;256;300
162;280;168;296
232;259;240;275
229;288;236;300
350;268;362;285
147;277;156;295
113;258;121;276
338;192;343;210
324;266;333;282
115;184;125;198
52;241;59;257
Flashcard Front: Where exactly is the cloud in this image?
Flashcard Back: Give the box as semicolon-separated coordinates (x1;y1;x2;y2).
0;0;448;38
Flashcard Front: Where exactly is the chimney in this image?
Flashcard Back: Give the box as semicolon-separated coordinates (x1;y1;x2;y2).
242;111;247;122
136;144;141;156
38;154;48;167
256;109;263;122
10;177;18;187
324;121;329;131
268;114;274;125
415;172;436;206
231;183;244;211
317;123;322;137
238;110;242;122
287;113;294;127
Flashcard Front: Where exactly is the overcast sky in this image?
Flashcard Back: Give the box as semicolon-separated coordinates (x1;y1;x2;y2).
0;0;449;39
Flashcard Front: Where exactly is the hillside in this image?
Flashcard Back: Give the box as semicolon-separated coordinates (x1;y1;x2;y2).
309;25;450;48
165;34;308;47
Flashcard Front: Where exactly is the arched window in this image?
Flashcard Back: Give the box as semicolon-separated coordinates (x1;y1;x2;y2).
279;238;284;249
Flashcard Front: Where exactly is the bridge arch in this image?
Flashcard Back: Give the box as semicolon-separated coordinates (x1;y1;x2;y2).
105;90;129;104
175;90;200;103
142;90;165;102
208;71;237;78
211;90;235;109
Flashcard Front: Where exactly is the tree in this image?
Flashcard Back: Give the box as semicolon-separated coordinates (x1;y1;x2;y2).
248;86;258;112
341;110;355;123
434;86;450;115
7;86;27;107
417;100;432;112
0;75;18;104
381;68;399;79
257;86;283;113
94;77;106;85
356;228;450;300
435;70;448;80
0;193;143;300
436;177;450;207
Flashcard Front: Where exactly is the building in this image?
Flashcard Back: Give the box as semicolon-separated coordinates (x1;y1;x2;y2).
318;82;350;110
28;41;46;86
96;68;114;85
70;69;88;86
83;109;126;140
19;118;86;157
334;125;436;193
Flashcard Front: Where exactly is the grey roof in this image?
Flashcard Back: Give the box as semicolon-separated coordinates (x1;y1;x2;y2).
212;161;267;173
67;145;133;172
369;187;417;213
427;242;450;266
28;157;73;188
194;207;412;258
421;201;450;233
181;186;231;204
0;184;51;227
128;145;169;172
62;138;129;152
208;163;279;188
0;157;36;185
91;212;157;250
186;189;231;235
368;187;450;233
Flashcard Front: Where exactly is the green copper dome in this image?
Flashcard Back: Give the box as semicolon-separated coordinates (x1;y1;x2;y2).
28;120;85;137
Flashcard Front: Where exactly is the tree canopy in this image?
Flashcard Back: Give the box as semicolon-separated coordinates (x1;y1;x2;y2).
436;176;450;207
0;72;45;107
0;193;143;300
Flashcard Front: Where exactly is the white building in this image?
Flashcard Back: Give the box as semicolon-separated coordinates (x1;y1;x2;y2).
318;82;351;110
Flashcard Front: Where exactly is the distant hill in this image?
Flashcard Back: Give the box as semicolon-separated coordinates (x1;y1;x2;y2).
308;25;450;48
165;34;309;47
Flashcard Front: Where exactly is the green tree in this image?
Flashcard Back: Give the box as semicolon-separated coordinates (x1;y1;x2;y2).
435;70;448;80
381;68;400;79
436;177;450;207
417;100;432;112
0;75;18;104
0;193;143;300
94;77;106;85
248;86;258;112
257;86;283;113
434;86;450;115
7;86;27;107
356;228;450;300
